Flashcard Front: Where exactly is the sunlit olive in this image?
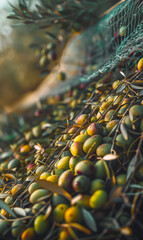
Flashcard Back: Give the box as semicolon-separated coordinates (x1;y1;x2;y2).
64;206;83;223
89;190;107;209
34;214;49;235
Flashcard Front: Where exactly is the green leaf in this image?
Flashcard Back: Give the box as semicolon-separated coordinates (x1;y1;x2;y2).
126;155;136;182
81;208;97;232
0;200;16;218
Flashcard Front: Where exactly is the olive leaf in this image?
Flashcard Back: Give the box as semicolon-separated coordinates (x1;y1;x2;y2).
120;123;128;140
126;155;136;182
103;154;119;161
13;207;26;217
0;200;16;218
36;179;72;201
68;223;91;234
81;208;97;232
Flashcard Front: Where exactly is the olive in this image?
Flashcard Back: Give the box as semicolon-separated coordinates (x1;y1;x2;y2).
89;190;108;209
29;189;50;204
90;179;105;193
96;143;112;157
70;142;84;156
53;203;69;223
64;206;83;223
72;175;90;193
83;135;103;154
11;220;24;237
75;160;95;178
21;227;35;240
57;156;70;170
58;170;74;192
76;114;88;125
34;214;49;235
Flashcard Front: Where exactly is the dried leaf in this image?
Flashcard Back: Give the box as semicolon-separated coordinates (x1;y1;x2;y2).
120;123;128;140
109;186;122;202
81;208;97;232
71;194;82;205
68;223;91;234
45;204;52;218
0;200;16;218
36;179;72;201
13;207;26;217
4;173;16;180
103;154;118;161
68;226;80;240
102;160;110;179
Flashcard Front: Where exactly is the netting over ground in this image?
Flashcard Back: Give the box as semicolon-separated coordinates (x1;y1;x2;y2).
47;0;143;96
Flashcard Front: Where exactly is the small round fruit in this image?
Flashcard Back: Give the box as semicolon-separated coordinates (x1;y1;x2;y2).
94;160;107;179
112;80;120;89
28;182;39;194
20;145;32;153
47;175;59;183
39;172;51;180
64;206;82;223
89;190;107;209
32;202;45;214
29;189;50;204
106;120;119;133
116;134;133;148
52;193;69;206
87;123;103;136
11;220;24;237
4;196;14;205
53;203;69;223
57;156;70;170
119;26;126;37
36;165;47;174
137;58;143;71
11;184;23;195
90;179;105;194
74;134;89;144
0;220;10;235
75;160;95;178
7;159;20;170
21;227;35;240
58;170;74;192
34;214;49;235
76;114;87;125
83;135;103;154
69;156;82;173
76;195;90;209
59;229;72;240
58;72;66;81
96;143;112;157
70;142;84;156
104;110;115;122
116;174;126;185
129;104;143;117
72;175;90;193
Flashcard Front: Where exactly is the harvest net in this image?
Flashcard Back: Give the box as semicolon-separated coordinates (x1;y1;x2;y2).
0;0;143;240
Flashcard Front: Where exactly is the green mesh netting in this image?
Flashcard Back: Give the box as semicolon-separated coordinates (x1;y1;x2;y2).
48;0;143;96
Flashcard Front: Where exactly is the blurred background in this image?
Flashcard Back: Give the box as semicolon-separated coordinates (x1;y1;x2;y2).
0;0;119;112
0;0;42;109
